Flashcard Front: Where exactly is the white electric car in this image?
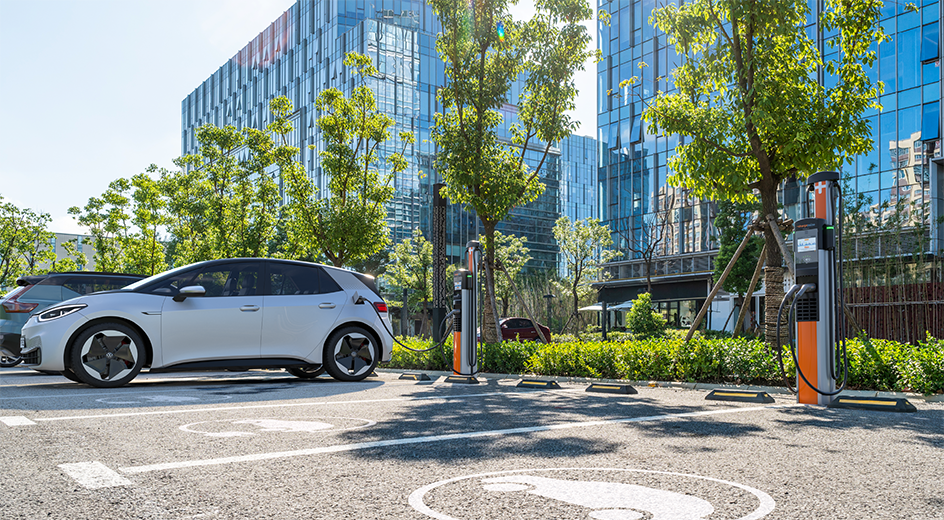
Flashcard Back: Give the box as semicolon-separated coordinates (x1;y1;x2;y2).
19;258;392;388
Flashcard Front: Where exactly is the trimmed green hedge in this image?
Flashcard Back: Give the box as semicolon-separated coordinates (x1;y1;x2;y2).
383;334;944;395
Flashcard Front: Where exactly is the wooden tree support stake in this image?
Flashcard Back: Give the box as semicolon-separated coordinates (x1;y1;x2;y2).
685;224;758;342
734;245;766;336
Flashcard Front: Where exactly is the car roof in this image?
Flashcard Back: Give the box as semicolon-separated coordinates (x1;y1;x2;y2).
16;271;147;286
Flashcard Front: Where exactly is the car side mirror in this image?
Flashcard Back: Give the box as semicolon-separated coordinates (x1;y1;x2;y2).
173;285;206;302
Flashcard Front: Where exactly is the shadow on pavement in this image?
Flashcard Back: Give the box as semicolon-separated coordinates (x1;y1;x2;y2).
0;368;382;412
770;405;944;448
338;379;757;462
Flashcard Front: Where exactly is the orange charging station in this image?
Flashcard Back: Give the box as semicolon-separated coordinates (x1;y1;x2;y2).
450;241;481;383
786;171;848;405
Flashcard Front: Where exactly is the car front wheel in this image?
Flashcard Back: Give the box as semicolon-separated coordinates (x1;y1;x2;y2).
69;322;145;388
323;326;379;382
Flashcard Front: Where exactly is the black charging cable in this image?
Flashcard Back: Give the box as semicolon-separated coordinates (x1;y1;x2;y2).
776;284;802;393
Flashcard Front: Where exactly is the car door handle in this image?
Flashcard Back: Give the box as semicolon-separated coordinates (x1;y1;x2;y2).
240;305;260;312
319;303;336;309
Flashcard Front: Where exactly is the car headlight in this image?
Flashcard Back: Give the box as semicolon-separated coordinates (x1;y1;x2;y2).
36;304;87;322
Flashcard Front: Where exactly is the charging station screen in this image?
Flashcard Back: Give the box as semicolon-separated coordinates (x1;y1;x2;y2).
797;237;816;252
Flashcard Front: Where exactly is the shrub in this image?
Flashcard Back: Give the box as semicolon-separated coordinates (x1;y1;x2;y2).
479;341;540;374
625;293;667;338
382;331;944;395
386;336;453;371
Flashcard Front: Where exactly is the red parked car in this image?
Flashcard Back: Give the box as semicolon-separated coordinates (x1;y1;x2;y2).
498;317;551;342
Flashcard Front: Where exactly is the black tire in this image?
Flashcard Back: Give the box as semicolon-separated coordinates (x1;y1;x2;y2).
1;355;23;368
61;368;81;383
69;322;145;388
323;326;379;382
286;365;325;379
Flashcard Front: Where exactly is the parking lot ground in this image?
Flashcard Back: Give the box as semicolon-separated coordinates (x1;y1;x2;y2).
1;366;942;519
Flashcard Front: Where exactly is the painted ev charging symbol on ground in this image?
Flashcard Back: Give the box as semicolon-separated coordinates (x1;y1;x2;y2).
481;475;713;520
410;468;775;520
179;416;376;437
95;394;233;405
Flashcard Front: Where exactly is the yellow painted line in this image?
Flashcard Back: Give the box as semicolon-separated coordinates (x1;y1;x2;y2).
592;385;620;390
713;392;758;397
837;399;897;406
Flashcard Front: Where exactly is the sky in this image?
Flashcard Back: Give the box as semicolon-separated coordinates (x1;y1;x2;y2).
0;0;597;235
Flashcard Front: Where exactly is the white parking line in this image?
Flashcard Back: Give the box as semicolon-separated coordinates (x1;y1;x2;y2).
0;380;380;400
31;390;519;422
59;461;132;489
0;416;36;426
117;404;802;476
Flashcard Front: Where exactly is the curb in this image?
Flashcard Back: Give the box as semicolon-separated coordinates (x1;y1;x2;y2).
375;368;942;403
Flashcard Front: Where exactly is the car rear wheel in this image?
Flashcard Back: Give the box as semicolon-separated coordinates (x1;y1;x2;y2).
323;326;378;382
69;323;145;388
1;355;22;368
286;366;325;379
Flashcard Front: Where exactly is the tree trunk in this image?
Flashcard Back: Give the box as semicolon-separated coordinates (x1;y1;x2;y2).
481;223;502;343
646;260;653;293
420;300;430;338
764;266;786;348
571;284;580;334
759;179;785;349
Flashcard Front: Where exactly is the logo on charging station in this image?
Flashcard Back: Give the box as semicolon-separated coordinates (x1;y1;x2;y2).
410;468;775;520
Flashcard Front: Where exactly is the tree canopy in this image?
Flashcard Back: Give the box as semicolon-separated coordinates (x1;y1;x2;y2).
429;0;598;341
553;216;618;330
277;53;412;268
644;0;885;345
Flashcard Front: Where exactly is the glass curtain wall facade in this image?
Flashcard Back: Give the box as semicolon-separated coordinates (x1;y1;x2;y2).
181;0;597;271
596;0;943;326
595;0;714;319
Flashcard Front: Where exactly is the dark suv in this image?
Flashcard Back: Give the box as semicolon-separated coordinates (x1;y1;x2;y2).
0;272;145;367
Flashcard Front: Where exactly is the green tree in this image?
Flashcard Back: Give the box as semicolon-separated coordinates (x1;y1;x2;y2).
625;292;666;338
69;172;169;275
276;54;413;268
712;200;763;299
0;195;55;289
167;123;281;265
553;216;618;332
485;231;531;318
69;178;135;272
383;229;434;336
127;170;169;275
643;0;885;346
48;239;88;274
429;0;599;342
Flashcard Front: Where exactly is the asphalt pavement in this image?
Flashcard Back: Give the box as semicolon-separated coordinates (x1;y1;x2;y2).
1;366;941;519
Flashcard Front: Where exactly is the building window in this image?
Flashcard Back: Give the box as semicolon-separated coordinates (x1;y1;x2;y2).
921;22;939;63
923;101;940;141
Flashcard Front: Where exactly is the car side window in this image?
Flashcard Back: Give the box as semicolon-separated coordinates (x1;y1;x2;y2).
190;263;259;297
267;264;322;295
146;263;260;297
143;270;198;296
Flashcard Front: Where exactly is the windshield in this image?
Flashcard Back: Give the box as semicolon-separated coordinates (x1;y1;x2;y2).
122;263;199;291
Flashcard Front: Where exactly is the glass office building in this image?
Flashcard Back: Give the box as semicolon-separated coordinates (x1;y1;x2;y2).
181;0;597;271
595;0;942;327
